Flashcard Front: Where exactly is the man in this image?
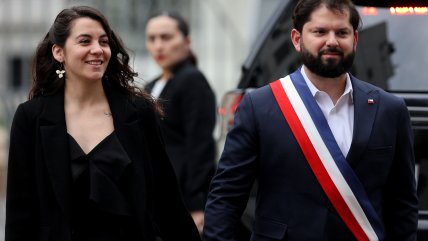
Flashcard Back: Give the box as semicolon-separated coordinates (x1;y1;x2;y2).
203;0;418;240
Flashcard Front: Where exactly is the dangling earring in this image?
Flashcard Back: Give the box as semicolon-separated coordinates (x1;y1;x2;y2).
56;63;65;78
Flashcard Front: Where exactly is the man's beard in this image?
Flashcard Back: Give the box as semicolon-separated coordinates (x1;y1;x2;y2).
300;42;355;78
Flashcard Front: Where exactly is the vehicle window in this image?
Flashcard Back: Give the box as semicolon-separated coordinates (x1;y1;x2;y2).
356;6;428;91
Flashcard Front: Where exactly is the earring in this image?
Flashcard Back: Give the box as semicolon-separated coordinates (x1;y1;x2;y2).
56;64;65;78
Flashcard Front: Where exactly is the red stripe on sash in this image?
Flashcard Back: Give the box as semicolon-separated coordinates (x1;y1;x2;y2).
270;80;369;241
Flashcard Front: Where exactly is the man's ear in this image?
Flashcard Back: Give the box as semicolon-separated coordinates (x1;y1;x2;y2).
353;31;359;51
291;28;302;52
52;44;64;63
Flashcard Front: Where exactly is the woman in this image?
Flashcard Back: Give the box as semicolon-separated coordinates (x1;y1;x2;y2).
5;6;201;241
144;12;216;233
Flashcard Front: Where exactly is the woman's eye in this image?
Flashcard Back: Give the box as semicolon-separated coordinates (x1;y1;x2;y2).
161;34;173;41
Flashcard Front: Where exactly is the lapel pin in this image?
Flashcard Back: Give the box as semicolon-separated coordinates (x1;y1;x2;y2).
368;98;375;104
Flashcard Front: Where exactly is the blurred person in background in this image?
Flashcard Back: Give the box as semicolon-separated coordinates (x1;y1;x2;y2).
5;6;201;241
145;11;217;234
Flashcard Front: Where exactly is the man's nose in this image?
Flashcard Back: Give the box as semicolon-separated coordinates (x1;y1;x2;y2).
326;32;339;47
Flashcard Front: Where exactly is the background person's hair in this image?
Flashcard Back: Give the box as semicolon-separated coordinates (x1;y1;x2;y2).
147;11;198;66
29;6;152;103
292;0;362;33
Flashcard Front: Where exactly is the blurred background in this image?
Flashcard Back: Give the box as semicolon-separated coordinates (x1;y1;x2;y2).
0;0;282;238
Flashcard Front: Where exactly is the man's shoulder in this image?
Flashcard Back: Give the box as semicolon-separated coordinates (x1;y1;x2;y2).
352;76;405;105
246;83;275;99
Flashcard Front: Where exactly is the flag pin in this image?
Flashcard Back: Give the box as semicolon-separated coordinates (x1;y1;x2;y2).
368;99;375;104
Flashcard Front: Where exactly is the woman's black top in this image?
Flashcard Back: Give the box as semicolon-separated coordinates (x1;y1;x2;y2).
68;132;142;241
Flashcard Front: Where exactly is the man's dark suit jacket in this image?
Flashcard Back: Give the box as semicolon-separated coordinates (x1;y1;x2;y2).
145;59;216;212
203;73;418;241
5;82;201;241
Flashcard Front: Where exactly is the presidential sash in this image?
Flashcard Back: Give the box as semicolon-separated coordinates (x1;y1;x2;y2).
269;70;384;241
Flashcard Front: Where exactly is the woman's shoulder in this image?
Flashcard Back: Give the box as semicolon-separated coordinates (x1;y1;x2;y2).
173;65;213;95
127;93;150;105
174;62;206;81
17;96;48;114
11;96;52;128
127;94;158;114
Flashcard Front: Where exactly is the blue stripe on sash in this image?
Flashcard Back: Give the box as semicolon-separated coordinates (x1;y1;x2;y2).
289;69;384;240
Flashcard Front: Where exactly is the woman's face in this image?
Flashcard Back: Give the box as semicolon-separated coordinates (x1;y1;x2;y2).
52;17;111;83
146;15;190;71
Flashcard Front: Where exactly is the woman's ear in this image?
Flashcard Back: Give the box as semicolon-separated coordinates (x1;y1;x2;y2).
185;36;192;51
52;44;64;63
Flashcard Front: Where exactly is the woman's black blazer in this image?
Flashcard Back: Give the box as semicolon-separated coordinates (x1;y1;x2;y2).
145;59;216;212
5;83;201;241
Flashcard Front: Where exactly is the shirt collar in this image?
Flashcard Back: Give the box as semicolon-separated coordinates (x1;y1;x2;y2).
299;66;354;102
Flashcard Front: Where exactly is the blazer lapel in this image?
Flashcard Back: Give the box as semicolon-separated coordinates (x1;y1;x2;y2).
103;84;143;151
39;91;71;215
104;85;149;232
145;76;171;100
346;77;380;167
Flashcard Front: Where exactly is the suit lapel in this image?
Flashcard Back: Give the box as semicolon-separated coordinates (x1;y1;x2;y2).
104;85;149;231
346;77;380;167
103;83;142;150
39;91;71;215
145;76;171;100
157;78;172;100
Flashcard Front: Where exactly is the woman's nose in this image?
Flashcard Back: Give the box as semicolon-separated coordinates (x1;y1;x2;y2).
91;43;104;54
153;39;163;51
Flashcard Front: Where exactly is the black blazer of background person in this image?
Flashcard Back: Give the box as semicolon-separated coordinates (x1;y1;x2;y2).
144;11;217;226
5;6;201;241
145;57;217;212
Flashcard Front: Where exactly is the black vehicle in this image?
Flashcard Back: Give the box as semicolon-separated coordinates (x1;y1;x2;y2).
217;0;428;239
